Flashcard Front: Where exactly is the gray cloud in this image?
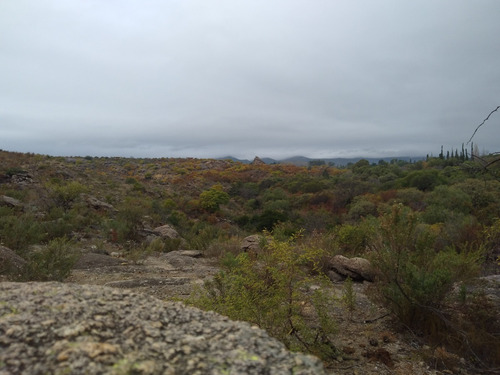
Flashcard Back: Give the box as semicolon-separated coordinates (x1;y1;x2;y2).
1;0;500;159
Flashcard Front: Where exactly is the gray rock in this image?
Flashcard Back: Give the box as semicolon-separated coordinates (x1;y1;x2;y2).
172;250;203;258
105;277;191;288
0;282;325;375
327;255;375;282
73;253;126;269
0;195;23;208
81;194;117;212
0;245;26;275
162;251;198;269
241;234;263;253
326;270;345;283
10;173;33;185
153;224;180;239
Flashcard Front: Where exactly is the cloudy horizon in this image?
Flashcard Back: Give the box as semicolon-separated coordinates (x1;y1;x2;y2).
1;1;500;160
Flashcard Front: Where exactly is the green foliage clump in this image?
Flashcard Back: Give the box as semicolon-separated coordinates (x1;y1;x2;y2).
185;222;223;250
109;197;149;242
341;276;356;317
404;169;446;191
347;196;377;221
0;213;45;254
370;204;483;332
188;232;338;360
199;184;230;212
47;181;88;210
16;237;79;281
5;167;28;176
334;222;374;255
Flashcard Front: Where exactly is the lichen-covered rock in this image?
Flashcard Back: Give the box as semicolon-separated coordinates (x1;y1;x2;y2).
0;282;325;375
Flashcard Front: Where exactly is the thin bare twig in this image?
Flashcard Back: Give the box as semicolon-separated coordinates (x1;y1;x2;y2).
467;105;500;144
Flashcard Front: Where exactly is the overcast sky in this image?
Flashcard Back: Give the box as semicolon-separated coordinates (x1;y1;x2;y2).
1;1;499;160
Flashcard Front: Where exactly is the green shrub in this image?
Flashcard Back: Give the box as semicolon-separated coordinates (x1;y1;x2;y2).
5;167;27;177
370;204;482;333
404;169;446;191
347;196;377;221
341;276;356;317
185;223;223;250
204;236;242;259
395;187;425;210
126;238;167;263
16;237;79;281
199;184;230;212
110;198;148;242
0;214;45;254
47;181;88;210
251;209;289;231
188;233;338;360
334;222;374;255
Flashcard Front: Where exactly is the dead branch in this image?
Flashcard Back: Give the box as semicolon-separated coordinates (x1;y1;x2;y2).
467;105;500;145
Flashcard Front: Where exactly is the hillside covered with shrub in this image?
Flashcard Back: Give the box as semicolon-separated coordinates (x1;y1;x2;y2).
1;149;499;372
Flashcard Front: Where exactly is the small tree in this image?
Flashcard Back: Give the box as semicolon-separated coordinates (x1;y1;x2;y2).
47;181;88;210
370;204;482;333
199;184;230;212
16;237;79;281
188;232;338;360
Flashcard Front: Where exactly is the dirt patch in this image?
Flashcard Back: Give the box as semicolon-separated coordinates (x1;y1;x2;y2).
67;252;218;300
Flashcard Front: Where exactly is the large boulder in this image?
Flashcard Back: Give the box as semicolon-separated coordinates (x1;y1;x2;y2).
0;245;26;276
241;234;264;253
0;195;23;209
326;255;375;282
81;194;117;212
153;224;181;239
0;282;325;375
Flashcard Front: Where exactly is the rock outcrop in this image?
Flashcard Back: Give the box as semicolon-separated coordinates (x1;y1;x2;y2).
326;255;375;282
0;245;26;276
0;195;23;209
81;194;117;212
153;224;181;239
0;282;325;375
251;156;266;165
241;234;264;253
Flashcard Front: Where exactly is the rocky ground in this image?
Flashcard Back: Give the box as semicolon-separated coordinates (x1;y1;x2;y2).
64;250;452;375
0;282;325;375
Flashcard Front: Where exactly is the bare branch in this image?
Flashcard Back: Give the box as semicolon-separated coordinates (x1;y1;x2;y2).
467;105;500;144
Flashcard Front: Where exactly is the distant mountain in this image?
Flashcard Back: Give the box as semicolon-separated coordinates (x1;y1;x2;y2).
219;155;425;167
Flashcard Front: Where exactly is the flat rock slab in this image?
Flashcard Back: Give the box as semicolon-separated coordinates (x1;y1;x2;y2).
105;277;191;288
73;253;127;269
0;282;325;375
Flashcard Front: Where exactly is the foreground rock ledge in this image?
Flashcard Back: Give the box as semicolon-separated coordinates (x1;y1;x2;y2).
0;282;325;375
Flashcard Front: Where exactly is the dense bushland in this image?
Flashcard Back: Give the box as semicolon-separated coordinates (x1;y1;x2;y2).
1;150;499;369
